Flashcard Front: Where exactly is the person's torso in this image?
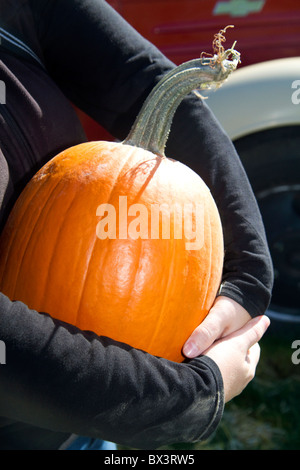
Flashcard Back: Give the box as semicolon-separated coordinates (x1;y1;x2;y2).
0;44;86;232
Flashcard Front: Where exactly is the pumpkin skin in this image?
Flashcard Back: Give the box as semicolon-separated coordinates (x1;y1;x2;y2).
0;46;242;362
0;141;223;362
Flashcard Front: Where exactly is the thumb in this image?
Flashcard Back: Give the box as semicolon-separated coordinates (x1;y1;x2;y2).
234;315;271;350
182;314;223;358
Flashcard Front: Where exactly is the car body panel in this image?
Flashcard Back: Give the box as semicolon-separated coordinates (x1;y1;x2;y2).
203;57;300;140
108;0;300;67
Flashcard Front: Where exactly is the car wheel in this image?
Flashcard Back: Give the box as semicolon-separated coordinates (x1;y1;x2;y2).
234;126;300;337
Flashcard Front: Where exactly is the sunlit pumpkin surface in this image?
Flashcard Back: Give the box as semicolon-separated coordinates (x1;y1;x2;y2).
0;141;223;362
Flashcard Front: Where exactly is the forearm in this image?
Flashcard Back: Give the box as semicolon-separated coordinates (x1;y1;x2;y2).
32;0;172;136
166;95;274;316
0;293;224;448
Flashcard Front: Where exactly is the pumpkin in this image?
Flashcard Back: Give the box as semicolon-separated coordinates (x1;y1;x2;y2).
0;42;240;362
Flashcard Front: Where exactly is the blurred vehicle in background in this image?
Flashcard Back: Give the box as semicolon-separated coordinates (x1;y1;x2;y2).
108;0;300;67
79;0;300;335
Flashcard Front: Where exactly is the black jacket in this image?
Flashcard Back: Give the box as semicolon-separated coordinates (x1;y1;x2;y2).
0;0;273;450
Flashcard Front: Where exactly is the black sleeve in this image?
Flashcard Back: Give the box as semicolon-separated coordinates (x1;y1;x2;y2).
31;0;273;316
31;0;173;135
0;293;224;449
0;0;226;449
166;97;274;317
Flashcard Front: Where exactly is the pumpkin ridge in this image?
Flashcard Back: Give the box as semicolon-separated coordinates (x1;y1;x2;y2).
103;143;140;204
144;237;177;355
9;175;63;301
36;188;82;314
202;196;223;315
207;209;215;311
0;176;46;289
115;237;144;335
200;196;213;313
74;144;139;327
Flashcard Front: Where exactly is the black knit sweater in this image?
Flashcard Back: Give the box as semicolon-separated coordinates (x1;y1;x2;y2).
0;0;272;450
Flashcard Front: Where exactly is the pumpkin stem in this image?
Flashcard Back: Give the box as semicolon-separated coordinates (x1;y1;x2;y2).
124;46;240;157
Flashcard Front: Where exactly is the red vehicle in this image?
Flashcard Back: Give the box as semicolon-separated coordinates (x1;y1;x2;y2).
80;0;300;335
108;0;300;66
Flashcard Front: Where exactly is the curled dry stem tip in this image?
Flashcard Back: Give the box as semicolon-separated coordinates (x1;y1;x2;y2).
200;24;240;68
213;24;235;61
196;25;240;98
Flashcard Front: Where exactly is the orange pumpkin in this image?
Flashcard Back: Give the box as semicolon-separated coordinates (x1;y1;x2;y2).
0;47;240;362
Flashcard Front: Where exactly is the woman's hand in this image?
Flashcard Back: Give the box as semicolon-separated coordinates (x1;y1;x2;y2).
203;315;270;402
183;296;252;358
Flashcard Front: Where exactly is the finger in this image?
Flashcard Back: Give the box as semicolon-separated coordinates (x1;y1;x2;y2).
237;315;270;350
182;314;222;358
183;297;254;358
245;343;261;384
246;342;261;365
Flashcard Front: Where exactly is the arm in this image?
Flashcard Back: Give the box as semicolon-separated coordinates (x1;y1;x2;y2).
0;292;224;448
167;94;273;319
0;0;272;447
167;95;273;356
0;1;226;448
204;314;270;403
33;0;273;341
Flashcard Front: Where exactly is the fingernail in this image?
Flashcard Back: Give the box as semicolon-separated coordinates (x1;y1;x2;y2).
264;315;271;331
183;341;198;358
259;314;271;330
